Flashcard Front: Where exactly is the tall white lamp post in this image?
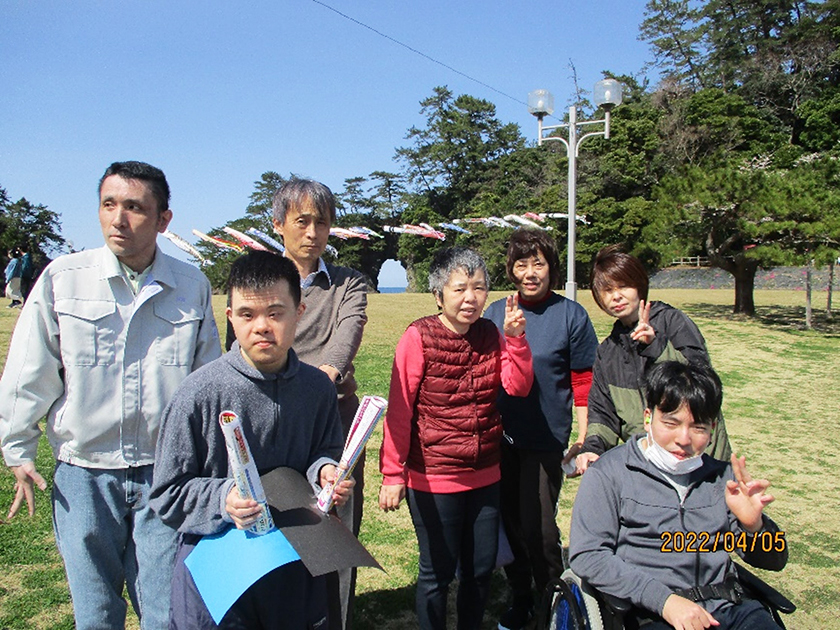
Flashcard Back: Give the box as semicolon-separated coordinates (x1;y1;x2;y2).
527;79;623;301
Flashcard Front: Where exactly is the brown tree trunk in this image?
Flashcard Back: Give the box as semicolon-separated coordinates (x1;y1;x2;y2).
706;233;759;316
731;260;759;315
828;259;835;321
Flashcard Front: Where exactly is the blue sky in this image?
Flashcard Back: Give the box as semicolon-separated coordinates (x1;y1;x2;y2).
2;1;654;286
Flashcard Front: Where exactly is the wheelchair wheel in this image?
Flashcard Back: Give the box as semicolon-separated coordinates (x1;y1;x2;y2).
561;569;604;630
540;577;587;630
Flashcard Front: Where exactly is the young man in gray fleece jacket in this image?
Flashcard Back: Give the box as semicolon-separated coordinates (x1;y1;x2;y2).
226;178;369;630
570;362;787;630
151;251;354;629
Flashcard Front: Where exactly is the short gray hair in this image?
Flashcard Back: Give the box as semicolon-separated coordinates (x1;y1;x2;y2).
428;247;489;296
272;178;336;225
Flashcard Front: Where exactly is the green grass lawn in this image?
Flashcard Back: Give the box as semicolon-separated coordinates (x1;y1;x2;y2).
1;288;838;629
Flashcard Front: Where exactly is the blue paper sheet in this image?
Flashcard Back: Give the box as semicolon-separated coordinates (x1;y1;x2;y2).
185;526;300;624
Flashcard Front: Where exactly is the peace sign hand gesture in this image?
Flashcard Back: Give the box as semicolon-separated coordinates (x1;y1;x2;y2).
725;454;774;533
503;293;526;337
630;299;655;345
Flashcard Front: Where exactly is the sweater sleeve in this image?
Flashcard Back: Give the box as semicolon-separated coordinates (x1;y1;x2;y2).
305;380;344;489
321;270;368;382
379;326;424;485
498;331;533;397
734;514;788;571
571;368;593;407
569;463;675;615
150;390;232;536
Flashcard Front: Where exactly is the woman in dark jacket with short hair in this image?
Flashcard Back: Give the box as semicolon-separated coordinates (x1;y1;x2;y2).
577;245;732;474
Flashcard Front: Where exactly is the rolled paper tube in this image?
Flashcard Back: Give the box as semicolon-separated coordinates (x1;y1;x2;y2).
316;396;388;512
219;410;275;535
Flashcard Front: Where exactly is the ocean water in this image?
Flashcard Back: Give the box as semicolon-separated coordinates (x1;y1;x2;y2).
379;287;406;294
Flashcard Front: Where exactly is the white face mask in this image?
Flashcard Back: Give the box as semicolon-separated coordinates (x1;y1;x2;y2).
643;424;704;475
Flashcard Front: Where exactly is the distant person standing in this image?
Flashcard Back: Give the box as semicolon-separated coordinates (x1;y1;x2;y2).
18;244;34;301
0;161;221;630
484;229;598;630
226;178;368;629
5;248;23;308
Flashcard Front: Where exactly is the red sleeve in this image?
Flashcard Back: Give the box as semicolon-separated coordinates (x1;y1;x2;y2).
379;326;424;485
571;368;593;407
499;331;534;397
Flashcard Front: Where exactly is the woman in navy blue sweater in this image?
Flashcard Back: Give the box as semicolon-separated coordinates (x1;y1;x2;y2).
484;229;599;630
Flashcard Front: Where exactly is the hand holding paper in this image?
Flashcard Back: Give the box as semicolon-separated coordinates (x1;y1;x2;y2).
318;464;356;509
225;486;265;530
219;410;275;534
317;395;387;512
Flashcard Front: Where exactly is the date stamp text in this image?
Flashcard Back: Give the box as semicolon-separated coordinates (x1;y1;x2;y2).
659;531;786;554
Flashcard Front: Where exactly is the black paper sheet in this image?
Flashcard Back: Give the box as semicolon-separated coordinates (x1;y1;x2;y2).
261;467;382;577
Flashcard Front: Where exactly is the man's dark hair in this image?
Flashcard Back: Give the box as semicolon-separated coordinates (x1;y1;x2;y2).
227;251;301;307
98;161;170;215
505;228;561;289
272;178;336;225
644;361;723;426
590;244;650;311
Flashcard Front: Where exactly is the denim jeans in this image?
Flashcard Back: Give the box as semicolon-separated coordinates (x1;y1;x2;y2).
52;462;178;630
407;484;500;630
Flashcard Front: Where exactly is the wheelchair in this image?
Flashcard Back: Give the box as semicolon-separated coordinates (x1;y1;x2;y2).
538;564;795;630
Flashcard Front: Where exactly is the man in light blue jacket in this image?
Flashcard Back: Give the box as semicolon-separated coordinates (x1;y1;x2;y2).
0;161;221;630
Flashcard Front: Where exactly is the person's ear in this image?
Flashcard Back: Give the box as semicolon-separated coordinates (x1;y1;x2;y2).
157;208;173;233
643;408;652;426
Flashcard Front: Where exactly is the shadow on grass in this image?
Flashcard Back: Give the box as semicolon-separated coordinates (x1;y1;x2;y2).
354;570;511;630
354;582;416;629
681;303;840;337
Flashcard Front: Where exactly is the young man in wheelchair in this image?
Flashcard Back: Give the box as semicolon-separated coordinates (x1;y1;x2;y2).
569;361;787;630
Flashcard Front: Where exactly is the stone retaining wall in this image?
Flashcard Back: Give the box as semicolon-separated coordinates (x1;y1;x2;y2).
649;266;837;291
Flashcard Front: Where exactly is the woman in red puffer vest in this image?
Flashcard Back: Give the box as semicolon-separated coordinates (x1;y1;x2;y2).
379;247;534;630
